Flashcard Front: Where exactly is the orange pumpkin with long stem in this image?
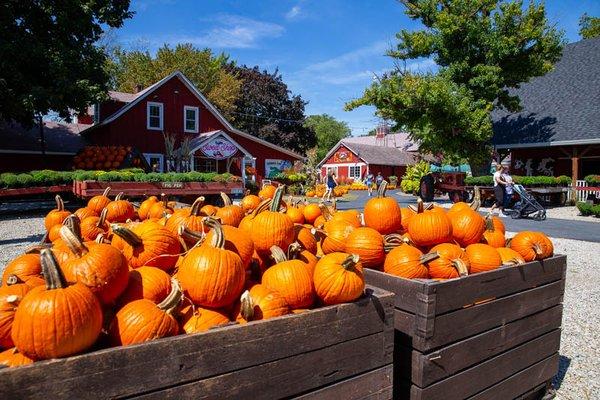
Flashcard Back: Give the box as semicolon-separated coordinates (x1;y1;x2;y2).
105;192;135;223
383;245;438;279
0;283;31;348
407;199;453;247
80;208;109;242
108;278;182;346
138;195;159;220
262;245;315;309
251;186;295;256
509;231;553;261
178;219;245;308
1;253;41;287
345;227;385;269
181;305;230;333
0;347;34;367
293;224;318;254
497;247;526;266
313;253;365;305
203;217;254;268
465;243;502;274
216;193;245;227
87;187;112;214
427;243;470;279
118;266;172;305
288;242;318;276
44;195;71;231
482;215;506;248
11;249;103;360
59;225;129;305
233;284;290;322
111;221;181;271
449;208;486;247
364;181;402;234
147;193;174;220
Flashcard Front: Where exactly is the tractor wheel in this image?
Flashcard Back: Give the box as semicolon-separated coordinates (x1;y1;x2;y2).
419;174;435;202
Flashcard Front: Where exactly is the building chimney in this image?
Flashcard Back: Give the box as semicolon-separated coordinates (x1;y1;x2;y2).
134;84;144;94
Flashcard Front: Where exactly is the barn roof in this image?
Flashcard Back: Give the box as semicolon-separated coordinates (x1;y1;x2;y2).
0;120;89;154
342;132;419;151
318;140;418;167
492;37;600;148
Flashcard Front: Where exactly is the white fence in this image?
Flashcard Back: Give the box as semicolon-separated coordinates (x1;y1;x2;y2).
575;180;600;202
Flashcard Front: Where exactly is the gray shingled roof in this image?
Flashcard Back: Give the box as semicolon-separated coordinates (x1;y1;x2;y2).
492;37;600;148
0;120;89;154
341;142;418;166
342;132;420;151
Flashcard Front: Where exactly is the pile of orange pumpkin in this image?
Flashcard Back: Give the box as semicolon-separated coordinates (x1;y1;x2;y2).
0;181;554;368
72;145;144;170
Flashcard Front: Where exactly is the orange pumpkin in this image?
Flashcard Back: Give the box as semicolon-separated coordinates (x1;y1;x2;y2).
286;206;305;224
178;220;245;308
497;247;526;266
427;243;470;279
345;227;385;269
482;215;506;248
147;193;174;220
118;266;172;305
314;253;365;305
44;195;71;231
80;208;109;242
251;186;295;256
383;244;438;279
321;219;355;254
74;207;97;221
1;253;41;287
203;217;254;268
181;305;230;333
261;246;315;309
108;278;182;346
293;224;318;254
0;283;31;348
87;187;112;214
509;231;553;262
241;194;261;213
233;284;290;322
407;199;453;247
364;181;402;234
11;249;103;360
215;193;245;227
259;184;276;200
331;209;362;228
400;207;414;233
449;208;486;247
465;243;502;274
138;195;159;220
0;347;34;368
105;192;135;223
166;197;209;247
303;203;322;225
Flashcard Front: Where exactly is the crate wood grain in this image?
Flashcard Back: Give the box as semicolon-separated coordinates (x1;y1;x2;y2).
364;255;566;400
0;287;394;400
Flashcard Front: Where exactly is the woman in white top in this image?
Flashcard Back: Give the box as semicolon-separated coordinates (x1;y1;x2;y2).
490;164;508;216
502;166;514;210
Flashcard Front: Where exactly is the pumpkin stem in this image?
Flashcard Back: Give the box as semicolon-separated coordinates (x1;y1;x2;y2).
270;245;288;263
269;186;285;212
220;192;232;206
416;198;424;214
6;275;19;285
157;278;183;315
533;243;543;256
240;290;255;321
5;294;20;304
377;181;388;198
60;225;89;257
484;214;495;232
419;252;440;265
111;225;143;247
95;233;109;244
342;254;360;270
54;195;65;211
383;233;412;252
503;257;523;266
178;225;205;245
40;249;67;290
190;197;206;216
101;187;111;197
470;186;481;211
97;208;108;228
202;217;225;249
452;259;469;277
287;242;302;260
115;192;124;201
24;243;51;254
62;214;81;239
250;199;272;218
318;203;333;221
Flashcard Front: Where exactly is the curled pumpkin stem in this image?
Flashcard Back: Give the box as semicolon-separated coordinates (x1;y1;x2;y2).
190;196;206;216
24;243;51;254
419;252;440;265
377;181;388;197
115;192;125;201
40;249;67;290
63;214;81;239
270;245;288;263
157;278;183;314
60;225;89;257
270;186;286;212
220;192;232;206
202;217;225;249
342;254;360;270
54;195;65;211
97;208;108;228
95;233;109;244
383;233;412;252
452;259;469;277
484;214;495;231
318;203;333;221
533;243;543;256
111;225;143;247
287;242;302;260
178;225;205;244
240;290;255;321
470;186;481;211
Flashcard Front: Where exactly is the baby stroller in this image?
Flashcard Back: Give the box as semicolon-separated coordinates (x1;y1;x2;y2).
510;184;546;221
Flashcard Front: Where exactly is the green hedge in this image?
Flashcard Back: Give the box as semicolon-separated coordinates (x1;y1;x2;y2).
465;175;571;187
0;169;238;189
577;202;600;217
584;175;600;185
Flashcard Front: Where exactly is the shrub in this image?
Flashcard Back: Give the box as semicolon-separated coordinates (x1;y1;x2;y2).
584;175;600;185
577;202;600;217
465;175;571;187
400;179;420;194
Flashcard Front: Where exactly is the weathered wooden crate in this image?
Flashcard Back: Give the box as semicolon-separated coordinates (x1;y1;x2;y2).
0;286;394;400
365;255;566;400
72;180;244;198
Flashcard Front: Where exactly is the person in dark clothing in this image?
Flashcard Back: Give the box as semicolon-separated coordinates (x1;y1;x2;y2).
490;164;508;217
323;171;338;202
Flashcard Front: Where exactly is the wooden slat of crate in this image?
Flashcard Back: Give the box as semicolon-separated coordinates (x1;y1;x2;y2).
132;335;390;400
398;304;563;387
468;353;559;400
364;256;566;315
394;279;564;352
0;287;394;400
294;365;393;400
405;330;560;400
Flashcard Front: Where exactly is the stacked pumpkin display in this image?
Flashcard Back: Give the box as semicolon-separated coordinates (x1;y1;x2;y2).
72;145;145;170
0;186;366;367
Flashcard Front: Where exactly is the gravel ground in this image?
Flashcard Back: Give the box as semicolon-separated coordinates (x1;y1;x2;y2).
0;215;598;398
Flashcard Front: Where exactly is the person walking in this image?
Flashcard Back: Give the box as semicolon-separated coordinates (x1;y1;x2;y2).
323;170;338;202
490;164;508;217
375;172;384;190
502;166;514;210
365;171;374;196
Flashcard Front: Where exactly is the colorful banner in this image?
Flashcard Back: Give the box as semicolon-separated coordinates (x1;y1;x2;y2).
200;136;238;160
265;159;293;178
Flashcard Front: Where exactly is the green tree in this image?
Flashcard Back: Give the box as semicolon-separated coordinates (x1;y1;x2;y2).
108;44;241;119
304;114;351;161
227;65;316;154
346;0;564;175
0;1;133;125
579;13;600;39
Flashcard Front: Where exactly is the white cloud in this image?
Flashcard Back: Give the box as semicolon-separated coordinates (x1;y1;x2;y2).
125;14;284;49
285;5;302;20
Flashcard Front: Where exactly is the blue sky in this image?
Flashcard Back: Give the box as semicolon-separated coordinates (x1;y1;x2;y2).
116;0;600;136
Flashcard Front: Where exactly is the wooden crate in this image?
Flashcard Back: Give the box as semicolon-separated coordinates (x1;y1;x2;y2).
0;287;394;400
73;180;244;198
365;255;566;400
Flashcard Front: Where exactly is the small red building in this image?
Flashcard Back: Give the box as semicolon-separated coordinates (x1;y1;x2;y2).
318;139;419;182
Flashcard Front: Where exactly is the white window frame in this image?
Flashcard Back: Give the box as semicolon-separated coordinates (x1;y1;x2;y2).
143;153;164;172
349;165;362;179
147;102;164;131
183;106;199;133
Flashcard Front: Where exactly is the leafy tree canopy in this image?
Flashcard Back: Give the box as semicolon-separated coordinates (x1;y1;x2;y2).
346;0;564;173
304;114;351;161
227;65;316;154
108;44;241;119
0;0;133;125
579;13;600;39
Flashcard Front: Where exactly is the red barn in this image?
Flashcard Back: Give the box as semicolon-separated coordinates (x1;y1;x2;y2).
82;71;302;182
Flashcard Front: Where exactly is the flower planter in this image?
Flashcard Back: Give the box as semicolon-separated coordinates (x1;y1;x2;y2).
73;180;245;198
364;255;566;400
0;287;394;400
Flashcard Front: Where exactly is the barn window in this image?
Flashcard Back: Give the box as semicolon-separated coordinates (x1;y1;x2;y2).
184;106;199;133
349;165;362;179
147;102;163;130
